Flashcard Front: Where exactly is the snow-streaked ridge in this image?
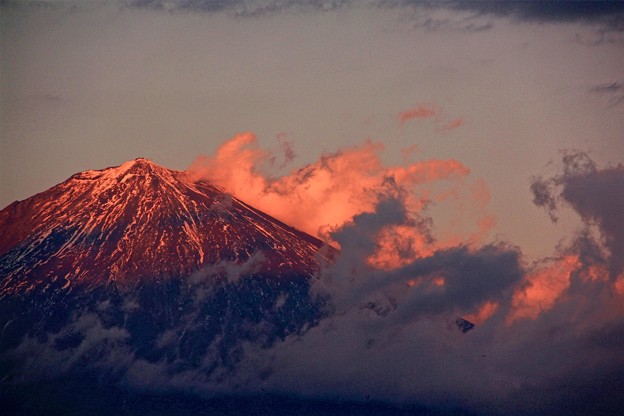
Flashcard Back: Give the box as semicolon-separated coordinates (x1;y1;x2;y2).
0;158;334;296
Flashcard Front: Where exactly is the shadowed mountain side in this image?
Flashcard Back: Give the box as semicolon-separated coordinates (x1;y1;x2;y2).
0;158;335;384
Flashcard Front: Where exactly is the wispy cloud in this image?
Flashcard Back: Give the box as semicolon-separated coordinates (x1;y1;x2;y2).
397;104;436;124
121;0;624;34
441;0;624;31
590;81;624;106
123;0;352;16
591;81;624;93
397;104;465;133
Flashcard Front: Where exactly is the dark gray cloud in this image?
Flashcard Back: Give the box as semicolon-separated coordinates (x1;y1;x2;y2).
560;163;624;276
532;151;624;277
121;0;624;32
388;244;522;320
530;176;559;222
592;81;624;93
245;159;624;414
126;0;236;12
4;311;132;380
441;0;624;30
311;190;521;331
123;0;351;16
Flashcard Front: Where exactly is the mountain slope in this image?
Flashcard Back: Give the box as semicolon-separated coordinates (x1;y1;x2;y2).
0;158;334;384
0;158;332;296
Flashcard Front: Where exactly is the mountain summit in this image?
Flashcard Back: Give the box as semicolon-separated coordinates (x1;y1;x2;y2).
0;158;334;386
0;158;332;296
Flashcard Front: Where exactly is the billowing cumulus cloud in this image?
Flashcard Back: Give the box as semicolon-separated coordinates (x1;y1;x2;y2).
193;148;624;413
238;153;624;414
188;133;490;251
208;155;621;414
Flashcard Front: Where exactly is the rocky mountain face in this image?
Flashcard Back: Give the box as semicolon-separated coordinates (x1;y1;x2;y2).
0;158;332;293
0;158;334;384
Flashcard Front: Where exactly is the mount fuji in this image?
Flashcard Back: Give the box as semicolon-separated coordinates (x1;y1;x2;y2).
1;157;333;294
0;159;337;391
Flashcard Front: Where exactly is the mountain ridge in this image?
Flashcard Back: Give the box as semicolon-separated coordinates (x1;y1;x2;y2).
0;157;334;296
0;158;334;384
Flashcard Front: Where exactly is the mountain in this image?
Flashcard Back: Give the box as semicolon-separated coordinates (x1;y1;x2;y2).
0;158;334;389
1;160;486;416
0;157;332;295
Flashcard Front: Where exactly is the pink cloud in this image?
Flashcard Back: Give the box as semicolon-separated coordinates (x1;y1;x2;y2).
398;105;436;124
188;133;491;255
397;104;465;134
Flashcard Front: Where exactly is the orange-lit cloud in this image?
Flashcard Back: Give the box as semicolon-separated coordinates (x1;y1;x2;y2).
398;105;436;124
507;255;580;324
188;133;493;259
615;273;624;295
466;179;497;247
464;300;499;325
367;224;434;270
579;263;610;283
398;104;465;134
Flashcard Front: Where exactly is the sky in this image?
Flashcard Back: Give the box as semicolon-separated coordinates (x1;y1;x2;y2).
1;0;623;261
2;1;624;414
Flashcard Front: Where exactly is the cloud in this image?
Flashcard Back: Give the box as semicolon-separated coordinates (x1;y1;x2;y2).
311;193;521;321
276;132;296;167
209;151;621;412
397;105;436;124
188;133;490;250
507;255;579;323
122;0;352;16
440;0;624;31
3;136;624;414
4;311;131;381
242;149;624;414
531;151;624;278
124;0;237;13
397;104;465;134
591;81;624;93
11;0;624;37
122;0;624;32
590;81;624;107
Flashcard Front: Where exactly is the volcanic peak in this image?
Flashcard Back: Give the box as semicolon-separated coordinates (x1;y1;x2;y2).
0;158;333;295
70;157;174;182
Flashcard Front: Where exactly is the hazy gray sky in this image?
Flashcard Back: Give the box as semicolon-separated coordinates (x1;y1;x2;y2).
1;0;623;260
